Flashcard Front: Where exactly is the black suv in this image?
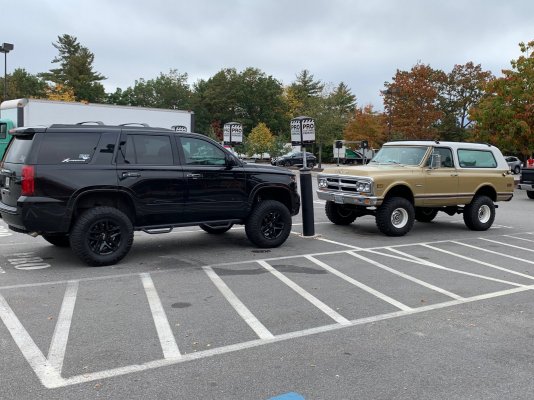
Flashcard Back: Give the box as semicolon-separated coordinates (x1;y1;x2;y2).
0;124;300;266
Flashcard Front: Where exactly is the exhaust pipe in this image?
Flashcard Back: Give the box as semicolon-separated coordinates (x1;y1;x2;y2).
28;232;40;238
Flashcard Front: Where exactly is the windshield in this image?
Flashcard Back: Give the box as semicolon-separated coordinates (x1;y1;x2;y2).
371;146;428;166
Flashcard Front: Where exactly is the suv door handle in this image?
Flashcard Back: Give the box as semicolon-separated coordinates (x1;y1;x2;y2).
186;173;202;179
121;172;141;178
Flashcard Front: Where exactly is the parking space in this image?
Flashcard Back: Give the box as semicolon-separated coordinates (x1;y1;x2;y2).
1;218;534;390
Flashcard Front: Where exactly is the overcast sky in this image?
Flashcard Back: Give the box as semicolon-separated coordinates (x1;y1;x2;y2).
4;0;533;108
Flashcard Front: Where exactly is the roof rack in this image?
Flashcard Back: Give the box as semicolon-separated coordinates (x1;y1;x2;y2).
76;121;104;125
119;123;150;127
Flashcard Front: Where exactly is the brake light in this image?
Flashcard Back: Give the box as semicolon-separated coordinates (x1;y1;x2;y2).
21;165;35;196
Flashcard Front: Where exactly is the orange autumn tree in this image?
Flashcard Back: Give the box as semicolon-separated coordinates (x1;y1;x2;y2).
383;63;446;140
343;104;386;148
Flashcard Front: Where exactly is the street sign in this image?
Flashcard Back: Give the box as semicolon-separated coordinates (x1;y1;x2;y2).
223;122;243;144
290;116;315;145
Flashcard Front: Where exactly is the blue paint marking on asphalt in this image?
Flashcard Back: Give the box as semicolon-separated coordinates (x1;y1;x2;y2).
268;392;305;400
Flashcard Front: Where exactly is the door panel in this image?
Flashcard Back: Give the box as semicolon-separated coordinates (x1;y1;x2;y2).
177;136;247;222
116;133;185;226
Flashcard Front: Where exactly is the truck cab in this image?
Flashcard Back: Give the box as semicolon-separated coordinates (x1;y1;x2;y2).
0;119;15;160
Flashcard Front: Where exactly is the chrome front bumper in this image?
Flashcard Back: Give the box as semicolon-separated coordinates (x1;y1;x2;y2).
316;190;381;206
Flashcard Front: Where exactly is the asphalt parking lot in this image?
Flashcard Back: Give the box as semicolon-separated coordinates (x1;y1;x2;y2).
1;179;534;400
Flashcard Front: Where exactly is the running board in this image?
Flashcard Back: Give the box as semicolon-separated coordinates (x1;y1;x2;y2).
143;227;173;234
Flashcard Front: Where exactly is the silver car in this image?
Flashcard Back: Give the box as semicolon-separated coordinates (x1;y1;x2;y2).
504;156;523;174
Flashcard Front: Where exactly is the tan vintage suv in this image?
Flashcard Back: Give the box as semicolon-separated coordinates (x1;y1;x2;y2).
317;141;515;236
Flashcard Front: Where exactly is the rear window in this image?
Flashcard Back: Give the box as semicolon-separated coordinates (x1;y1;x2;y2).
5;136;34;164
37;132;101;164
457;149;497;168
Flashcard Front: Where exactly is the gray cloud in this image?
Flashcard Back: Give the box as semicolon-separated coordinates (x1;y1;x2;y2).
3;0;533;107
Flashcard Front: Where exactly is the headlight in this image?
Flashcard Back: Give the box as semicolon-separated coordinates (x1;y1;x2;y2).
356;181;371;192
318;178;328;188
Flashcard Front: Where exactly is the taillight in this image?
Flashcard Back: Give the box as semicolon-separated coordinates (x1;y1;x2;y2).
21;165;35;196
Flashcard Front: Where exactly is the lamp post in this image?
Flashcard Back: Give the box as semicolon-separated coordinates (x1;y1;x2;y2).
0;42;14;102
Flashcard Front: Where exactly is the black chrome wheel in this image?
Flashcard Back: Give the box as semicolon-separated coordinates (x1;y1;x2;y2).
87;219;123;255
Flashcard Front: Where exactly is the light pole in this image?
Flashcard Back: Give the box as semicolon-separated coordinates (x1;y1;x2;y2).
0;42;14;102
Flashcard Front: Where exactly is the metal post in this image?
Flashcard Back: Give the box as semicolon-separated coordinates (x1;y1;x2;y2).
300;145;315;236
3;51;6;102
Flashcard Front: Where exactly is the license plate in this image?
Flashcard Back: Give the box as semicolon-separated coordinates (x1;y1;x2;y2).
334;194;343;204
4;177;9;188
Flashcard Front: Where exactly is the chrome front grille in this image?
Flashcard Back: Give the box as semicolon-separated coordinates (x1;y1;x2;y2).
325;177;359;192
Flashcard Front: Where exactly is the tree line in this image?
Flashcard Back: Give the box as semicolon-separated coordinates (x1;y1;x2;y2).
1;34;532;159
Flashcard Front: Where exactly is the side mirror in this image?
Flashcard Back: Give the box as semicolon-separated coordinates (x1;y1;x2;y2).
225;155;239;169
430;153;441;169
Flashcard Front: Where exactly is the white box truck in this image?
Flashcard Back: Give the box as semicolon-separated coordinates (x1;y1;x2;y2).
0;98;195;158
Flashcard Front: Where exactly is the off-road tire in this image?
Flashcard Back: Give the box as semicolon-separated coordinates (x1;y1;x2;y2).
245;200;292;248
376;197;415;236
70;207;134;266
199;223;233;234
42;234;70;247
325;201;358;225
463;195;495;231
414;207;438;223
527;191;534;200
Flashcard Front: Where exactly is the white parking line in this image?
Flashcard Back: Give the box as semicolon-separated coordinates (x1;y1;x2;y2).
422;244;534;282
203;266;274;339
55;284;534;388
305;255;414;310
48;281;78;373
257;260;351;325
141;273;182;360
479;237;534;253
452;241;534;266
385;248;528;288
503;235;534;243
347;251;463;300
0;293;63;388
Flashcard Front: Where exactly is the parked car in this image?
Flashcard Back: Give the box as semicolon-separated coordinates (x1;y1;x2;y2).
0;123;300;266
271;151;317;168
504;156;523;174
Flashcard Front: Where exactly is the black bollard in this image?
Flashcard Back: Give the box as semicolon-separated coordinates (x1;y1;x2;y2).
299;166;315;237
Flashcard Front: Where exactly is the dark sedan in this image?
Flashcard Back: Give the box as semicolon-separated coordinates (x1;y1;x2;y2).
271;151;317;168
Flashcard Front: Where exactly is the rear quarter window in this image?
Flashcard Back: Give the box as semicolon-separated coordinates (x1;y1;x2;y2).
4;136;34;164
457;149;497;168
37;132;101;164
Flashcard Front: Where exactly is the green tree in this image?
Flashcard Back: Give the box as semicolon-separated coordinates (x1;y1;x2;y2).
470;40;534;157
0;68;47;99
245;122;274;158
107;70;192;110
437;62;493;141
191;67;288;136
40;34;106;102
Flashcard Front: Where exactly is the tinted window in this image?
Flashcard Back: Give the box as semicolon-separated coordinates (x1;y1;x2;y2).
458;149;497;168
38;132;100;164
5;136;34;164
179;137;226;166
0;123;7;139
120;134;173;165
